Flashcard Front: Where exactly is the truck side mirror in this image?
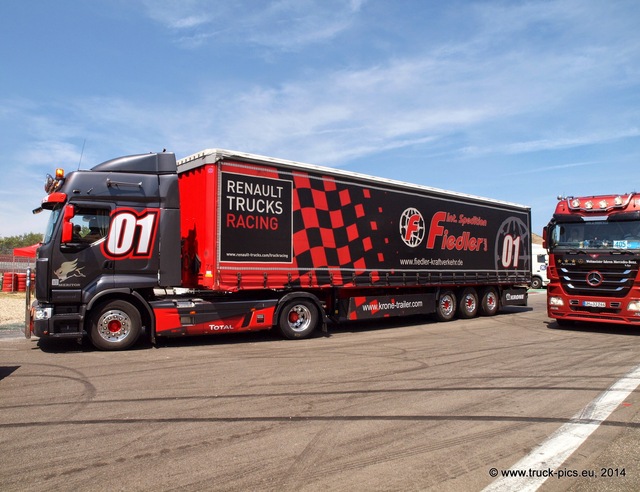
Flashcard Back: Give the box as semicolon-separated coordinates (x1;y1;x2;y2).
542;227;548;249
61;204;76;244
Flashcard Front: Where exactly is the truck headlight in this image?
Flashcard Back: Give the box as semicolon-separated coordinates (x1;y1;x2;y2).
34;307;53;321
549;296;564;307
627;300;640;312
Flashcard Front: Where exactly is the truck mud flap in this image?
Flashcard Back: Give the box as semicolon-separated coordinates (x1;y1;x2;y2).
501;288;528;306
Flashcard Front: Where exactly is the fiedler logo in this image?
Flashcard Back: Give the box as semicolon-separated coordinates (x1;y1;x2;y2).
400;208;425;247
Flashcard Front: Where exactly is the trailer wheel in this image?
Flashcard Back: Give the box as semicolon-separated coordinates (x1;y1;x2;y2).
436;290;457;322
479;288;499;316
278;299;319;339
89;300;142;351
457;288;479;319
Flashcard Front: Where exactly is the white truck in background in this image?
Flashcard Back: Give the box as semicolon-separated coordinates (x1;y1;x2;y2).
531;243;549;289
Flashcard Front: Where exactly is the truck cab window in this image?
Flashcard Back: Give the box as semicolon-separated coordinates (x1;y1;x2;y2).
70;208;110;244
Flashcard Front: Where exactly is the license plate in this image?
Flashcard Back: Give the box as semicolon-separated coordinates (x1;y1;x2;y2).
583;301;606;308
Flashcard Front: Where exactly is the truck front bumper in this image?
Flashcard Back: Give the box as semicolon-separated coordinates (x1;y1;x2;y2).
32;302;85;338
547;294;640;325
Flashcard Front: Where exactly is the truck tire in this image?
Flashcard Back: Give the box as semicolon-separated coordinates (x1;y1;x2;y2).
479;287;499;316
457;288;479;319
531;276;543;290
436;290;457;322
278;299;319;339
89;300;142;351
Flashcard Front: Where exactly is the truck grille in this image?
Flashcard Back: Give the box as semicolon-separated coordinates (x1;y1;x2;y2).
558;261;637;297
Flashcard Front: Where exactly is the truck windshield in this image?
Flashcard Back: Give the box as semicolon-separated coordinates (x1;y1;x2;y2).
43;206;62;245
549;220;640;250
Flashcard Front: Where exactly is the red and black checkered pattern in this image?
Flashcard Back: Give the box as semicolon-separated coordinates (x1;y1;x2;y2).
286;171;387;287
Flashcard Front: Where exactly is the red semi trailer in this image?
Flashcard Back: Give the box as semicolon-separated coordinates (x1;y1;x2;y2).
545;193;640;326
30;149;531;350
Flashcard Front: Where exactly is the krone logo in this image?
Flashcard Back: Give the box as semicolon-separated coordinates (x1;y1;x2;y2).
399;208;425;247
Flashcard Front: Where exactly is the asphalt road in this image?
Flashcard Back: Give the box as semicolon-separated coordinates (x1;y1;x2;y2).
1;291;639;491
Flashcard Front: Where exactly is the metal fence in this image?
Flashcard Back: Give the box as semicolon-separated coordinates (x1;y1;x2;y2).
0;254;34;274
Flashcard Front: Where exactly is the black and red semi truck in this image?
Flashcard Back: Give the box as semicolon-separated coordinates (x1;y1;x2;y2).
30;149;531;350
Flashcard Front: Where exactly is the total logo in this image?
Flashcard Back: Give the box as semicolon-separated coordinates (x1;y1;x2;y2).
209;324;234;331
399;208;425;247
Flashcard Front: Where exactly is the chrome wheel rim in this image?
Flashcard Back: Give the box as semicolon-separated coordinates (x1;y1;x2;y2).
464;294;477;314
286;305;313;333
440;295;454;317
97;309;131;343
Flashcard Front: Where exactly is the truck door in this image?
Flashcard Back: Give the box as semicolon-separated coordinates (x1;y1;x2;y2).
105;206;162;290
49;204;114;302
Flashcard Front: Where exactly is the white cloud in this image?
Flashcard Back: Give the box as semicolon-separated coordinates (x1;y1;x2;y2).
140;0;367;49
140;0;214;29
462;128;640;158
20;29;633;169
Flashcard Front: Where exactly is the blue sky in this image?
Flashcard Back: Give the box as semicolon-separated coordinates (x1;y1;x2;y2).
1;0;639;238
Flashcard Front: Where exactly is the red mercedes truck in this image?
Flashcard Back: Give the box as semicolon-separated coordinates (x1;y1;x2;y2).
545;193;640;326
30;149;531;350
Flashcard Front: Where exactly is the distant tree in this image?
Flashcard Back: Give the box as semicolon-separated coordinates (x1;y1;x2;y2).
0;233;44;254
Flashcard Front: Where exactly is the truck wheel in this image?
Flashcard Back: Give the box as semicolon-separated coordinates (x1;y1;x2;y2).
436;290;457;322
457;288;478;319
278;299;318;339
479;288;499;316
531;276;542;290
89;300;141;351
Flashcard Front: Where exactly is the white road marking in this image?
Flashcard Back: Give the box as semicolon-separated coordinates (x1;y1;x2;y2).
483;364;640;492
